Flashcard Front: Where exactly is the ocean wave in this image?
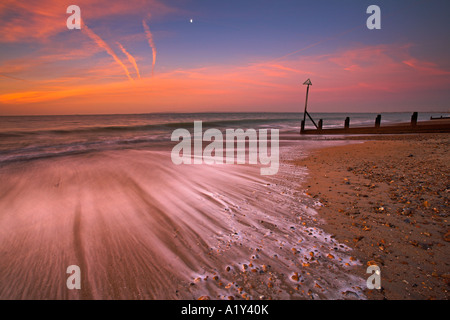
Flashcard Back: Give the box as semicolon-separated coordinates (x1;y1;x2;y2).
0;117;298;137
0;135;167;165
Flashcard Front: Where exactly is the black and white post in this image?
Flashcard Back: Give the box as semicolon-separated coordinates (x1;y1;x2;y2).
303;79;311;124
301;78;318;133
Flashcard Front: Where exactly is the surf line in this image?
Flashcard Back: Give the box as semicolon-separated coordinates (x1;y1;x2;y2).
171;121;279;175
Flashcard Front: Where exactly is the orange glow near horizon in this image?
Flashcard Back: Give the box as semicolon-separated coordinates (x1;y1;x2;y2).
1;1;449;115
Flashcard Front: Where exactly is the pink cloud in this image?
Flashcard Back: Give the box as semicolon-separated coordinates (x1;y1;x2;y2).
402;58;450;76
1;42;449;114
0;0;178;43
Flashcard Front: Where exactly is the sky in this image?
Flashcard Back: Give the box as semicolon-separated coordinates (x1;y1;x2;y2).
0;0;449;115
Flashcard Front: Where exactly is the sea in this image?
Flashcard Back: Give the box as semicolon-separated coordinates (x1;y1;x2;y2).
0;112;446;164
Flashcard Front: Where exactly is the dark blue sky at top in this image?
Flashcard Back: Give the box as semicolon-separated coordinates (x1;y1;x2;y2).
5;0;446;73
142;0;450;69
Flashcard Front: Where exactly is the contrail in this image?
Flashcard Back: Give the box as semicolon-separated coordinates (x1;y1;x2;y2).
142;20;157;77
269;27;359;64
117;42;141;79
0;74;29;82
82;21;133;81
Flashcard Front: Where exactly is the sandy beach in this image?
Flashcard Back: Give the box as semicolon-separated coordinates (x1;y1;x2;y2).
296;133;450;300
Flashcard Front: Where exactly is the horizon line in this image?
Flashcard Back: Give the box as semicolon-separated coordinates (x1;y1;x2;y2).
0;110;449;117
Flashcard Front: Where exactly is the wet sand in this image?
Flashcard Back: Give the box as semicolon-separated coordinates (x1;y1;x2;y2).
0;143;366;300
296;133;450;300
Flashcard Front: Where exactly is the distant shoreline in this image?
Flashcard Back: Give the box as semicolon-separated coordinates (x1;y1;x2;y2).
1;111;449;117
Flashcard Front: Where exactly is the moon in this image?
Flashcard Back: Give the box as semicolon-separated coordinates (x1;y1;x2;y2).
190;19;193;23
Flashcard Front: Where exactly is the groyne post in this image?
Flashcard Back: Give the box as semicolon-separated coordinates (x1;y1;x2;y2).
344;117;350;130
411;112;418;127
302;79;312;126
375;114;381;128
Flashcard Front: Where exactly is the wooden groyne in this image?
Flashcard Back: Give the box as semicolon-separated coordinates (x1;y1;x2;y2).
430;115;450;120
300;112;450;135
